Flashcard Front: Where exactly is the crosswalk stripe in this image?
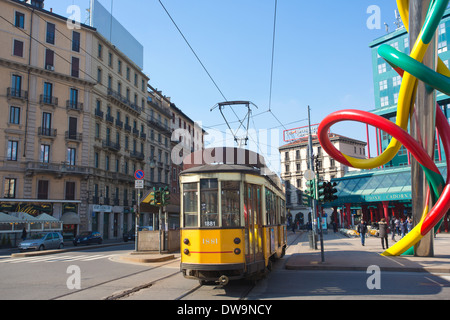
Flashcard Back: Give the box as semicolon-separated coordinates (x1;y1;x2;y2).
0;253;117;264
80;254;117;261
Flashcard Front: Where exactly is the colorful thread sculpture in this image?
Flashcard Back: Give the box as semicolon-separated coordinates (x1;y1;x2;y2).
318;0;450;256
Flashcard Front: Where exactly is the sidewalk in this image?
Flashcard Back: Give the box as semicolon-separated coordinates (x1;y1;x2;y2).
285;230;450;274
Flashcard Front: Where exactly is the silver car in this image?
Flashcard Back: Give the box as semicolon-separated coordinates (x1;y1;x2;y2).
18;232;64;252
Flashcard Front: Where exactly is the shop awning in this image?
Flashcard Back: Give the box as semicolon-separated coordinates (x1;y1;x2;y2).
10;212;39;222
61;212;81;225
36;213;62;223
324;164;447;207
0;212;21;224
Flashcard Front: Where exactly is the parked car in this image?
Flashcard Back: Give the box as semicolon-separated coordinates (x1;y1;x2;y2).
18;232;64;252
123;226;153;242
73;231;103;246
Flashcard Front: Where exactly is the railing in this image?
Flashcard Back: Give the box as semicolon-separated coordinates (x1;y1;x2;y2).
38;127;57;138
66;100;83;111
7;88;28;100
40;94;58;107
65;131;83;141
107;88;142;114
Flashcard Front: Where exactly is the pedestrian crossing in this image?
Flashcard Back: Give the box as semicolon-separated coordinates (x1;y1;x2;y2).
0;253;119;264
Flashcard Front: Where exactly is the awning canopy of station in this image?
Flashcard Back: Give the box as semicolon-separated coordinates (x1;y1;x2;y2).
325;164;447;207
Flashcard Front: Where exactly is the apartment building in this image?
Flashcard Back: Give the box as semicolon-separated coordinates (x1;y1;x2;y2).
0;0;98;239
0;0;181;241
279;133;366;225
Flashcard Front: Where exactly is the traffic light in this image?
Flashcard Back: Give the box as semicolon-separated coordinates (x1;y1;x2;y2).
155;188;162;206
305;180;315;200
328;182;338;202
317;181;328;203
162;186;171;205
302;193;311;207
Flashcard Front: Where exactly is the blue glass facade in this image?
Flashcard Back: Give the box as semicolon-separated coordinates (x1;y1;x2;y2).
369;8;450;167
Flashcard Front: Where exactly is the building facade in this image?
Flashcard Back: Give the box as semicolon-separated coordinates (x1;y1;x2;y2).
279;133;366;226
0;0;203;241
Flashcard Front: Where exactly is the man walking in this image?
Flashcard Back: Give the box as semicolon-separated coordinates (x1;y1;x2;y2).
357;219;368;246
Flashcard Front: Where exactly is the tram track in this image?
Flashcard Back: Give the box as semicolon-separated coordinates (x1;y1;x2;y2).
49;258;181;300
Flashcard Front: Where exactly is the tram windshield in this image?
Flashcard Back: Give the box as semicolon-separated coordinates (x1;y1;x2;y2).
200;179;219;227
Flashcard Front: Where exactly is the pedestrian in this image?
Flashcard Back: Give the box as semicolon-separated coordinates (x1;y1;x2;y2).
395;218;400;236
357;219;367;246
407;217;413;233
401;218;408;238
390;218;396;241
378;218;389;250
21;227;27;241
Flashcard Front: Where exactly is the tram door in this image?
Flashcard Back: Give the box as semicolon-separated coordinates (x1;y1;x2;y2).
245;184;263;265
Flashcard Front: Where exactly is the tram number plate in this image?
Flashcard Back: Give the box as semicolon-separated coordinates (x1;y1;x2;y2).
204;221;216;227
202;238;218;245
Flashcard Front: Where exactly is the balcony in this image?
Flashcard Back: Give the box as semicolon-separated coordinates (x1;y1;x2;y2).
140;132;147;140
105;114;114;124
95;109;104;119
65;131;83;142
39;94;58;107
115;119;123;129
148;116;171;136
107;88;141;114
38;127;57;138
124;123;131;133
102;140;121;152
7;88;28;101
66;100;84;112
130;151;145;161
132;128;139;137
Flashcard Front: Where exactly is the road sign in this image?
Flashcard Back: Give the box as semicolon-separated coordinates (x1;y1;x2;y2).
134;170;145;180
135;180;144;189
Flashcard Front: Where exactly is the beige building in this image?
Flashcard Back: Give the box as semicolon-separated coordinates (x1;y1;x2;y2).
0;0;177;240
279;133;366;225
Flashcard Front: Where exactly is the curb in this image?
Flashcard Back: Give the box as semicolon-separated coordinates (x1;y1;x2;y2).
118;253;176;264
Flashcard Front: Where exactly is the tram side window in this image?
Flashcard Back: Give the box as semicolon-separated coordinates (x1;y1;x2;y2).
183;183;198;227
280;199;286;224
221;181;240;227
266;189;276;225
200;179;218;228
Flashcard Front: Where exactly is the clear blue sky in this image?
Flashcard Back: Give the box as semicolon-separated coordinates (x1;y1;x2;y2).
44;0;399;173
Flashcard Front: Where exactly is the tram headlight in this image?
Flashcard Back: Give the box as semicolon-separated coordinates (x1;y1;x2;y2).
183;238;190;245
234;237;241;245
234;248;241;255
184;249;190;255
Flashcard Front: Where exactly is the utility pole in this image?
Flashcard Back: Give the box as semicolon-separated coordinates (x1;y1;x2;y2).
307;106;318;248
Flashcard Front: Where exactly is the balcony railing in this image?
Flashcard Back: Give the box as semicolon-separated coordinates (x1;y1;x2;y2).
38;127;57;138
130;151;145;161
66;100;84;111
102;140;121;152
107;88;142;114
40;94;58;107
65;131;83;141
7;88;28;100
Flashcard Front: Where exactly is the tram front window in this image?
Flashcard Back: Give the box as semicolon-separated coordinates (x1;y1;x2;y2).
221;181;240;227
200;179;218;228
183;182;198;227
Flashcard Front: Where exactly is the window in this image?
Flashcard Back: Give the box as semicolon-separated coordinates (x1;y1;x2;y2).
42;112;52;135
378;63;387;74
97;68;102;83
9;106;20;124
108;52;113;67
43;82;53;103
37;180;49;199
379;79;388;91
65;182;76;200
46;22;55;44
98;43;103;59
393;75;401;87
7;141;18;161
200;179;218;228
71;57;80;78
45;49;54;69
221;181;240;227
380;96;389;107
69;88;78;107
13;39;24;57
438;40;448;54
40;144;50;163
183;183;198;227
15;11;25;29
118;60;122;74
94;152;99;168
4;178;16;198
11;74;22;96
67;147;76;166
72;31;80;52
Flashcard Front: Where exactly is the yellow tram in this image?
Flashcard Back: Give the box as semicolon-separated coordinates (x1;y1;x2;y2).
180;148;287;285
